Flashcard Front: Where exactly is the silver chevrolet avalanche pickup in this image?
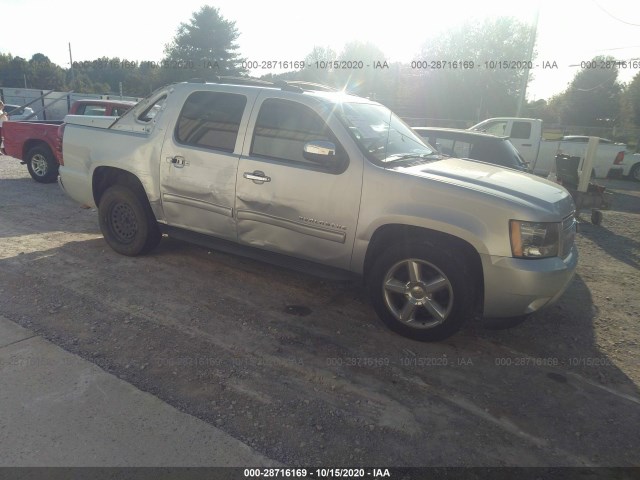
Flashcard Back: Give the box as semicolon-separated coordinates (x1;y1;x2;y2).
59;79;578;341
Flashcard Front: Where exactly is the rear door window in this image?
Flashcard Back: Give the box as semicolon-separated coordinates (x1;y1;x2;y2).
175;91;247;153
427;136;471;159
83;105;107;115
511;121;532;139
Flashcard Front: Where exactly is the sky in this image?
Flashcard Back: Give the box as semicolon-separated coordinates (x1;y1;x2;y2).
1;0;639;101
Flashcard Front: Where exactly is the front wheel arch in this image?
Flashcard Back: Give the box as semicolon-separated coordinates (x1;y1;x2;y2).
363;225;484;312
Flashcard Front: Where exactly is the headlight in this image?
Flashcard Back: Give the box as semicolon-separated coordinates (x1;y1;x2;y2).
510;220;560;258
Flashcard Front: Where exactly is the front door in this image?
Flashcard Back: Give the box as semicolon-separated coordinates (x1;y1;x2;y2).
235;95;363;270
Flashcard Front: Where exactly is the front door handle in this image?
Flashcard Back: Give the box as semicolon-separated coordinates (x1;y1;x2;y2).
243;171;271;184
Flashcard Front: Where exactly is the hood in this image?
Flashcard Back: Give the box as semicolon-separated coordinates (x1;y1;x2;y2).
394;157;575;218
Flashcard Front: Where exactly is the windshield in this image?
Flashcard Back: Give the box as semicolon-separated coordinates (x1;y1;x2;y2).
336;102;435;165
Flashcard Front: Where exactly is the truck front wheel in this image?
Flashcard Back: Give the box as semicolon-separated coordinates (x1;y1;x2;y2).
368;242;476;341
98;185;161;256
26;146;59;183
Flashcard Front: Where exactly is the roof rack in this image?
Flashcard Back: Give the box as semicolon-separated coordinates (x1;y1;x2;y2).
286;81;338;92
185;76;338;94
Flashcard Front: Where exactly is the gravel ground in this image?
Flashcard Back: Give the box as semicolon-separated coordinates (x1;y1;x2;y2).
0;156;639;467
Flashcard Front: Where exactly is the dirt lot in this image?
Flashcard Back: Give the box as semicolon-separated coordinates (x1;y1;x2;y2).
0;156;639;467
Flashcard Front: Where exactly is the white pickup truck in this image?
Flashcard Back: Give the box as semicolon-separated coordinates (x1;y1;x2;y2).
469;118;625;179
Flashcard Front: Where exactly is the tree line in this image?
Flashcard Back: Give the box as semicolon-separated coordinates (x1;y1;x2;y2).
1;6;639;143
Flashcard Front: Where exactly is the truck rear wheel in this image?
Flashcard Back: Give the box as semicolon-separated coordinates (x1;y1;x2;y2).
98;185;161;256
368;242;476;341
26;146;59;183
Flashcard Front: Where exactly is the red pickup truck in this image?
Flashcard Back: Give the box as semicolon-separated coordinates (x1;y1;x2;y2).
1;99;136;183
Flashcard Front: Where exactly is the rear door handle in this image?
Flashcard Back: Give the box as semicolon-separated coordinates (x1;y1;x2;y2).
243;171;271;184
168;156;189;168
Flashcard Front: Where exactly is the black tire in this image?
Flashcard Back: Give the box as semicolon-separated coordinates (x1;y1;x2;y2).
98;184;161;256
26;145;59;183
630;163;640;183
368;242;477;341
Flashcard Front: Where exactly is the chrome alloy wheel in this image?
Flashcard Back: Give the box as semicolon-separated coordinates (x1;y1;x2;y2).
31;154;48;177
382;258;454;329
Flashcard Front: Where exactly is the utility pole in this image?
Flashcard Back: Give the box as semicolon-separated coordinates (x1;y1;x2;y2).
516;7;540;117
69;42;75;84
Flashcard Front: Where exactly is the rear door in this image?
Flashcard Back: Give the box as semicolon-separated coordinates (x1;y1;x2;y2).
234;93;363;269
159;88;257;240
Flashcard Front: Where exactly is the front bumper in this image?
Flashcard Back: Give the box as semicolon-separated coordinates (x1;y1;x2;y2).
481;245;578;317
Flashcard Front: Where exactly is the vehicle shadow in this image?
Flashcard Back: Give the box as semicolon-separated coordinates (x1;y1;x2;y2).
606;190;640;214
470;273;638;392
1;239;639;466
578;222;640;270
0;177;100;238
601;177;640;193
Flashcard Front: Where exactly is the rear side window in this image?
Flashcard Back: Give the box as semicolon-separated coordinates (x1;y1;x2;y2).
175;91;246;152
81;105;107;115
511;121;531;139
427;136;471;158
251;98;346;172
452;140;472;158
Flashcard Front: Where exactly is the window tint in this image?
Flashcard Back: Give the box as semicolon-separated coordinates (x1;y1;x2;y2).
452;140;472;158
511;121;531;139
426;136;471;158
431;137;455;156
175;92;246;152
252;98;345;171
471;138;527;170
471;139;508;166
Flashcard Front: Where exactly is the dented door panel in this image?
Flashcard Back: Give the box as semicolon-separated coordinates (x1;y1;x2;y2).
160;152;239;239
235;93;363;269
159;88;258;240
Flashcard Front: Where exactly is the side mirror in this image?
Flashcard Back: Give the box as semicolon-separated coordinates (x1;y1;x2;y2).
303;140;345;171
303;140;336;159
